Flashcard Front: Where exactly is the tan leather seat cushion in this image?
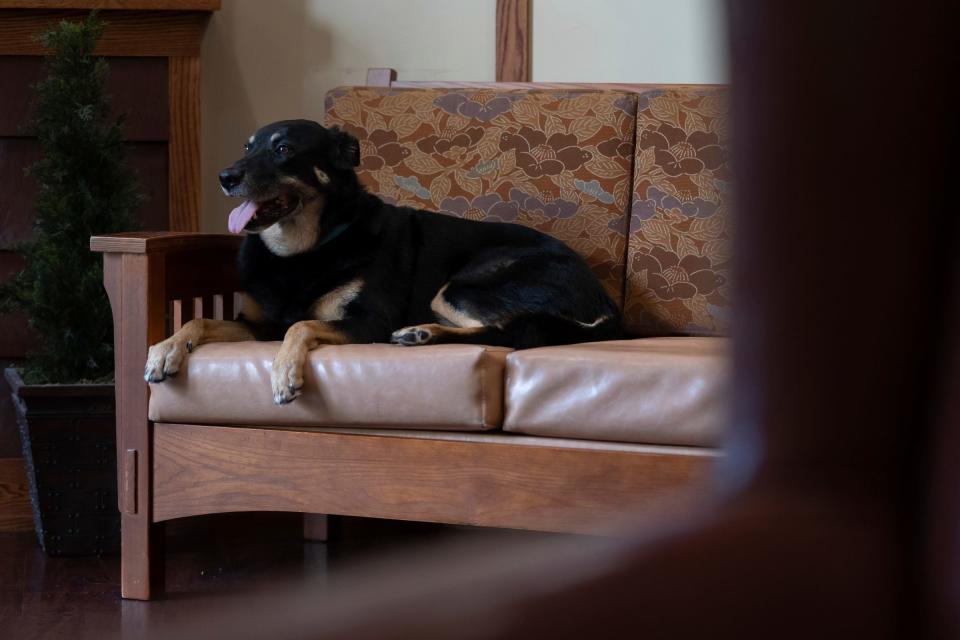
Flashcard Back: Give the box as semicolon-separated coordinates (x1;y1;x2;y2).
148;342;510;431
504;337;729;446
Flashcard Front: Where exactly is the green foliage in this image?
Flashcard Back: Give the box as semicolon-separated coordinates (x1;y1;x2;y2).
0;12;142;384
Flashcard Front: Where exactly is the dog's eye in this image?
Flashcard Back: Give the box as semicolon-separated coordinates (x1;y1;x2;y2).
277;144;292;156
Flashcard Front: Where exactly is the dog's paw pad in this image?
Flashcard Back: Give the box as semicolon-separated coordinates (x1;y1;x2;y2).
390;326;433;346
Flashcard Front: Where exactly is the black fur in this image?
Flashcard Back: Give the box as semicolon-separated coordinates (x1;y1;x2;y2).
220;119;622;348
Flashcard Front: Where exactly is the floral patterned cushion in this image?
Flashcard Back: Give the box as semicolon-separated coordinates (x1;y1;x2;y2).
623;88;732;336
325;87;637;305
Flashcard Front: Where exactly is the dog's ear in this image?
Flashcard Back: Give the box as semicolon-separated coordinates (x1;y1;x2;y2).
329;126;360;169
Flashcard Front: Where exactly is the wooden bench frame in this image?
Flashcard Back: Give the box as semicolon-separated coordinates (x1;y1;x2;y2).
92;75;721;600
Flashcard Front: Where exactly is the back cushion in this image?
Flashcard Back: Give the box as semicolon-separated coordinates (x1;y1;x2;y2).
325;87;636;306
623;87;732;335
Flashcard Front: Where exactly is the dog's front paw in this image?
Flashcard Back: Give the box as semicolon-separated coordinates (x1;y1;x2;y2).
271;355;304;405
390;325;434;346
144;338;191;383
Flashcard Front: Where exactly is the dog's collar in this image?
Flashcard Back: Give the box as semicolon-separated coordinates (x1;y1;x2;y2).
316;220;352;247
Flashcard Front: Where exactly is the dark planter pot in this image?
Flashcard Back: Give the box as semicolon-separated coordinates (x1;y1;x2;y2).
4;367;120;556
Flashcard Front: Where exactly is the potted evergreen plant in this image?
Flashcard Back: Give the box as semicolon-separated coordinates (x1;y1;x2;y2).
0;13;142;556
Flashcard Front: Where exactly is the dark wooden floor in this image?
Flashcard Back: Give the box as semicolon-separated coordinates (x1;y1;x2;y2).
0;512;549;639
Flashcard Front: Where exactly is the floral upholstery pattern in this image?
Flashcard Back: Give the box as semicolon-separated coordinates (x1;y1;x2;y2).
624;88;732;335
325;87;637;305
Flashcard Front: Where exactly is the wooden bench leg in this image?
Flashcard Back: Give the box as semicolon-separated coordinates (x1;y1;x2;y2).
102;253;169;600
303;513;329;542
122;515;165;600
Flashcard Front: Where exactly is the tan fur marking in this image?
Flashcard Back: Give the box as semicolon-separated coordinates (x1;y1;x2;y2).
238;292;265;323
173;318;254;346
279;175;310;190
145;318;255;382
313;167;331;185
312;278;363;322
279;320;348;351
271;320;349;404
430;284;484;328
260;195;324;257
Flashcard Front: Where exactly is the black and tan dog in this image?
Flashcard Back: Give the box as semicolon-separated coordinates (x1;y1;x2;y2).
145;120;621;404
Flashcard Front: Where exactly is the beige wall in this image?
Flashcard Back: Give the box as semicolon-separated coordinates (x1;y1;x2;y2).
533;0;727;83
200;0;496;231
200;0;726;231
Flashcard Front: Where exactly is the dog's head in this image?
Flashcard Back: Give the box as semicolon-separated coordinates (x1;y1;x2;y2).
219;120;360;234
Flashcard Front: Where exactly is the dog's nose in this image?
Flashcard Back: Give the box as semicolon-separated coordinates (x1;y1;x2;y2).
219;167;244;190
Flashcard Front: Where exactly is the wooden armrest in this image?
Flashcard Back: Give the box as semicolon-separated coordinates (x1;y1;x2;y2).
94;231;241;323
90;231;241;254
97;230;243;521
93;231;241;302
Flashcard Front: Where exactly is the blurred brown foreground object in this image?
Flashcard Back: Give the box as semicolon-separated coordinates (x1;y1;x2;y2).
148;0;959;638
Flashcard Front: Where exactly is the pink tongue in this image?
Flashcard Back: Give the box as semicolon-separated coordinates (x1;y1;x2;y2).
228;200;258;234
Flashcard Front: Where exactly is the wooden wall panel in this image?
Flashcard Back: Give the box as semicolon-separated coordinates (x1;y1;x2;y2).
0;54;172;253
0;312;33;359
0;56;36;137
0;139;168;359
0;142;167;352
0;56;169;140
0;1;217;534
127;142;170;232
0;138;38;248
0;252;36;358
0;139;169;249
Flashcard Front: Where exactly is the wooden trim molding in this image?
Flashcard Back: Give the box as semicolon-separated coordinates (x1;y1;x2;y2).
496;0;530;82
168;55;202;231
0;9;210;57
0;1;219;9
